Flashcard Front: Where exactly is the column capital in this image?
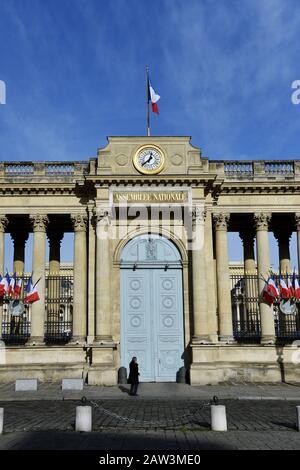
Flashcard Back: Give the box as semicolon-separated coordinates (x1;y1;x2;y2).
30;214;49;232
295;213;300;230
47;230;64;244
94;207;112;227
71;213;87;232
273;229;292;244
0;215;8;233
192;205;206;227
11;231;29;244
253;212;271;231
239;229;255;245
213;212;230;231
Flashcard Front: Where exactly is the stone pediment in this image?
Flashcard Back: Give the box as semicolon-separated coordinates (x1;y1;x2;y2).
96;136;208;176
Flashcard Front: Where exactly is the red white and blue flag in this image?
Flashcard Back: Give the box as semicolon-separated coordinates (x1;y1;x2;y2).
14;278;22;298
287;275;294;298
24;276;40;304
148;77;160;114
0;275;8;297
262;276;279;305
8;272;16;297
293;272;300;300
279;276;290;299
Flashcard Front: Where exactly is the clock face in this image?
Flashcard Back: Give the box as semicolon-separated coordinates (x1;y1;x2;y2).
133;145;165;175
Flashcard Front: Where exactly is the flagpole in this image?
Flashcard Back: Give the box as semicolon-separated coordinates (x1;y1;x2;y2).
146;65;150;136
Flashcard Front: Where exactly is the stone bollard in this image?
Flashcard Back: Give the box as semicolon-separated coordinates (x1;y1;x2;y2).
211;397;227;431
297;406;300;432
76;399;92;432
0;408;3;434
118;367;128;384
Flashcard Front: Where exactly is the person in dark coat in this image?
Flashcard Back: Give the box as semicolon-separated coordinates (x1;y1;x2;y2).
128;356;139;396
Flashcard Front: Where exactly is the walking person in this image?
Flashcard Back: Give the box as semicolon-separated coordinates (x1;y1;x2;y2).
128;356;139;396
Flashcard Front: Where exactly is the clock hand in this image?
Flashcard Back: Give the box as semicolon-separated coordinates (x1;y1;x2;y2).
142;153;153;166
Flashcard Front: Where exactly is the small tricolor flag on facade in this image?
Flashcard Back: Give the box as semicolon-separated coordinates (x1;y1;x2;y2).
14;278;22;298
24;276;40;304
262;276;279;305
279;276;290;299
293;271;300;300
8;272;16;297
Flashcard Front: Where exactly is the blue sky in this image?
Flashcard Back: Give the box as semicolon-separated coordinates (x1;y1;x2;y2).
1;0;300;268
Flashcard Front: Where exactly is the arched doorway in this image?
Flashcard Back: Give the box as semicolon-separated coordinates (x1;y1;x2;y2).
120;234;184;382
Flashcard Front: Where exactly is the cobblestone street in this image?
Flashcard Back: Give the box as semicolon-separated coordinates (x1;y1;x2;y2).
0;398;300;449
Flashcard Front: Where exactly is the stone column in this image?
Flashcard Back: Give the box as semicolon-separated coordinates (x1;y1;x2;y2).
48;231;63;275
47;231;63;321
254;212;275;344
71;214;87;344
87;206;96;343
30;214;49;345
95;207;112;342
191;206;211;342
239;230;256;274
239;230;257;322
295;214;300;274
213;213;234;341
0;216;8;339
274;229;292;274
11;231;28;275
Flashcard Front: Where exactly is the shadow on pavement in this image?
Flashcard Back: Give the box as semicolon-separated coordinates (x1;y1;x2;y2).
0;430;234;450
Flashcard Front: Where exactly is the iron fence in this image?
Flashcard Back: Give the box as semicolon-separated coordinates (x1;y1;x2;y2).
231;274;300;344
1;275;73;345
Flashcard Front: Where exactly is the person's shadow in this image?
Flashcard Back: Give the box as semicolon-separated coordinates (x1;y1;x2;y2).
118;385;131;395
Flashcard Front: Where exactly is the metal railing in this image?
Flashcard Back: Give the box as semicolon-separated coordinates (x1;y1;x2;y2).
1;275;73;345
1;320;31;345
231;274;300;344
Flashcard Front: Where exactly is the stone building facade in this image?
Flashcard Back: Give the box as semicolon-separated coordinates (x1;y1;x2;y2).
0;136;300;385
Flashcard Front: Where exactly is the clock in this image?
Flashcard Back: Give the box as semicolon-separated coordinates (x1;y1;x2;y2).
133;145;165;175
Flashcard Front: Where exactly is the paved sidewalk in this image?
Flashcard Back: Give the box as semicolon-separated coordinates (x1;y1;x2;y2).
0;395;300;450
1;398;299;431
0;382;300;401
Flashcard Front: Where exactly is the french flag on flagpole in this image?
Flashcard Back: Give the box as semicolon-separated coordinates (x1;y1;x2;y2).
0;275;6;298
24;276;40;304
293;271;300;300
14;278;22;298
8;272;16;297
148;77;160;114
0;273;10;297
279;275;290;299
287;275;294;298
262;276;279;305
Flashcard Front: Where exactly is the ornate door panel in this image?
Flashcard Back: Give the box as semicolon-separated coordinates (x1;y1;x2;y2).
153;270;184;381
121;270;154;381
120;233;184;382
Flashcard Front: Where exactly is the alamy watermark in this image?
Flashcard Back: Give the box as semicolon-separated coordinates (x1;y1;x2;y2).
0;80;6;104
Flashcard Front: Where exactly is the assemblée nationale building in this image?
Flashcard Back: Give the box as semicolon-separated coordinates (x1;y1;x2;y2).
0;136;300;386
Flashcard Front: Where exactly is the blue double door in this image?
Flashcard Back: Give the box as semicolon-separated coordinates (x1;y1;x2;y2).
121;267;184;382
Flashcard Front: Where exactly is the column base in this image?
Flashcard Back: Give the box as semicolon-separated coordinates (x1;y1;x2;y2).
192;335;216;344
93;335;114;345
69;336;86;346
260;335;276;345
219;335;236;344
27;337;45;346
